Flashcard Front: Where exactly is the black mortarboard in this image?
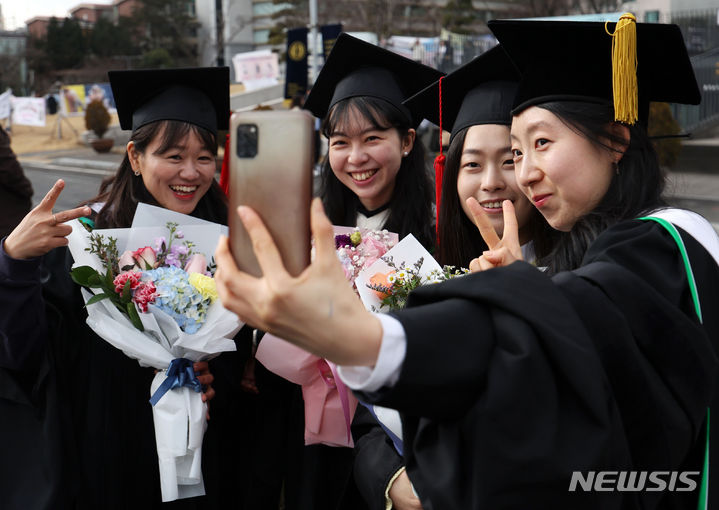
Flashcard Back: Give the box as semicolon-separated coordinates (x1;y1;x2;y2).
488;16;701;126
303;33;444;127
109;67;230;135
404;45;519;143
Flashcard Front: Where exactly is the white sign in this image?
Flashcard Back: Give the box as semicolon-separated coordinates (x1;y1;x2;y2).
10;97;46;127
0;89;11;120
232;50;279;91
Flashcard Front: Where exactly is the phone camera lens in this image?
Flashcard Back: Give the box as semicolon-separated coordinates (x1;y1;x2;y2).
236;124;258;158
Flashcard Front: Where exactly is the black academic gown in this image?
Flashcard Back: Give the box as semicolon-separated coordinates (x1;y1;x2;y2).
358;219;719;509
352;404;405;509
0;245;218;509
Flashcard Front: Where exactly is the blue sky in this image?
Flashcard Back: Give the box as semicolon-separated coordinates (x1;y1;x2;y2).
3;0;111;30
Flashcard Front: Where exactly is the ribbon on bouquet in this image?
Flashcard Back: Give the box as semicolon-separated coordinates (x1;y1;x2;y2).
317;359;353;445
255;333;358;447
150;358;202;406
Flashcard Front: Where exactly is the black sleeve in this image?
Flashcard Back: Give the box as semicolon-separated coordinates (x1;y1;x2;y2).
356;220;718;510
0;127;33;200
352;404;404;510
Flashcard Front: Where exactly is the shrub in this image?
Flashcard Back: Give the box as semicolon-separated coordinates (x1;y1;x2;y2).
85;99;111;138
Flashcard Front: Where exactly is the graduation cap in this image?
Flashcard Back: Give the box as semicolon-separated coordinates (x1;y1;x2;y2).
303;33;444;127
108;67;230;135
488;15;701;126
404;45;519;143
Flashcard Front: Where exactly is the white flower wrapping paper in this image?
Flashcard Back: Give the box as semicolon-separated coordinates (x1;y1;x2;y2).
67;204;243;502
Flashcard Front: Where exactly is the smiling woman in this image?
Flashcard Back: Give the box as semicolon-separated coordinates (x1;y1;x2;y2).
0;66;238;509
306;33;443;249
213;17;719;510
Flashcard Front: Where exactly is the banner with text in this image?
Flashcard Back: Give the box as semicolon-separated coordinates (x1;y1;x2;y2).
232;50;280;91
321;24;343;61
285;27;308;100
11;97;46;126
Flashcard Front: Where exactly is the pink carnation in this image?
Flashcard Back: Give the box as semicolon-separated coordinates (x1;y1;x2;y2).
132;281;157;313
360;236;391;268
113;271;142;294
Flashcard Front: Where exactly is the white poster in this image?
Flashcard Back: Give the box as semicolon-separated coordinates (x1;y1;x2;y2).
231;49;279;91
10;97;46;127
0;89;11;120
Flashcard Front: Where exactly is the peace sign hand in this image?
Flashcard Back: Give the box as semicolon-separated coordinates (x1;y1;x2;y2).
4;179;91;260
466;197;523;273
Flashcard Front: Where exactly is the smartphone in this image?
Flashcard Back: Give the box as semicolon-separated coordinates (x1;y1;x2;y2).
228;109;314;277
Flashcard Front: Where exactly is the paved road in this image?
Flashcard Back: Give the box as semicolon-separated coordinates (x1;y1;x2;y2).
23;159;114;212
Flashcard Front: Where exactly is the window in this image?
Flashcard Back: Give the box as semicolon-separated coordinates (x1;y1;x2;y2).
253;2;291;16
645;11;659;23
254;29;270;44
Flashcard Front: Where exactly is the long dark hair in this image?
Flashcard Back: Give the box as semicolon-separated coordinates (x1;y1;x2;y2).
85;120;228;229
437;126;555;267
319;96;435;250
534;101;666;274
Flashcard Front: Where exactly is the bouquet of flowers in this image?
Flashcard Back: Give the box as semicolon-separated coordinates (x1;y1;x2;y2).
353;235;468;457
355;234;468;312
255;226;398;448
66;203;243;502
366;257;469;311
334;226;398;292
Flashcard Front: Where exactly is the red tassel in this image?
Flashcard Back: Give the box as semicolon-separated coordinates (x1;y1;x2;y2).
219;133;230;196
434;153;445;245
434;153;445;211
434;76;445;247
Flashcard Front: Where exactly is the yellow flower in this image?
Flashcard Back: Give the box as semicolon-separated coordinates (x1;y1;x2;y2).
189;273;218;303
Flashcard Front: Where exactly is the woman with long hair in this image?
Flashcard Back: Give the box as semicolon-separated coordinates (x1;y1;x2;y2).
0;67;235;509
215;18;719;509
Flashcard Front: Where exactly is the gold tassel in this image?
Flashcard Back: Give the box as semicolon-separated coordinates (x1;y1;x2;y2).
605;13;638;125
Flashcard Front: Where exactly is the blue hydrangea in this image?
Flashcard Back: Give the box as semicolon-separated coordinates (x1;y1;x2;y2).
143;266;212;334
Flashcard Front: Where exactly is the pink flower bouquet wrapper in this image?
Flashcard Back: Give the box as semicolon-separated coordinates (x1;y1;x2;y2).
255;333;358;447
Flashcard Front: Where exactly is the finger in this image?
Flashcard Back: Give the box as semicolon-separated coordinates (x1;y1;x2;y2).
478;255;497;272
501;200;520;250
202;386;215;402
196;373;214;386
214;236;263;325
38;179;65;213
310;198;336;264
466;197;501;250
214;236;249;297
482;250;503;265
469;257;482;273
54;205;92;225
237;205;288;279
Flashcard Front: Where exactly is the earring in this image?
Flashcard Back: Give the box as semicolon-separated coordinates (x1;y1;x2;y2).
134;170;141;176
403;151;409;157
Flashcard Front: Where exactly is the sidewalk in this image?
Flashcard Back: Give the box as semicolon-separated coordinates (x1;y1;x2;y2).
18;146;124;176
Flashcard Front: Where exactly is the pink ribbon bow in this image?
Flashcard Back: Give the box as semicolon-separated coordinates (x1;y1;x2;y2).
255;334;357;447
